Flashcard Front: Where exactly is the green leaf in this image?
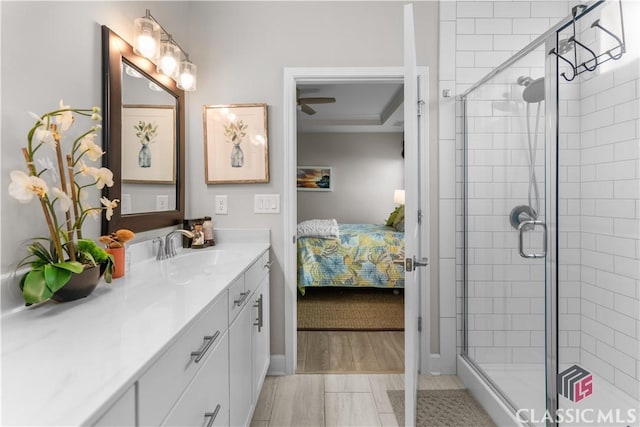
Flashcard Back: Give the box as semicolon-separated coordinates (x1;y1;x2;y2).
22;270;53;304
43;264;73;293
55;261;84;274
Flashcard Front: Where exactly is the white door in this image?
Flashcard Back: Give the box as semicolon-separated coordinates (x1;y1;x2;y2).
403;4;429;426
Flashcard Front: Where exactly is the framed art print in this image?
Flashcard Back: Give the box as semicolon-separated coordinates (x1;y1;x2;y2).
203;103;269;184
121;105;176;183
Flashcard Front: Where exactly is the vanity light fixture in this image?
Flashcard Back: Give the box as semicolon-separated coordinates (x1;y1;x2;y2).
133;9;197;91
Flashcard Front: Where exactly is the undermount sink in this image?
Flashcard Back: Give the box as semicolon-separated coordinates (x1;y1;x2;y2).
163;249;244;284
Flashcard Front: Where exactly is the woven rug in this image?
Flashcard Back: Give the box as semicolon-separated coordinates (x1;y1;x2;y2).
297;287;404;331
387;389;496;427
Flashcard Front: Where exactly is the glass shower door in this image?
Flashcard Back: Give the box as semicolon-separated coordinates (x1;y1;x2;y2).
464;44;549;423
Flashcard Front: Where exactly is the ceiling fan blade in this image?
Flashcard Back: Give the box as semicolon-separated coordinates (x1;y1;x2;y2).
300;104;316;115
299;97;336;104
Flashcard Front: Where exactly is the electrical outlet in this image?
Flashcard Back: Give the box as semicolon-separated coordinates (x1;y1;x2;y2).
156;195;169;211
215;195;228;214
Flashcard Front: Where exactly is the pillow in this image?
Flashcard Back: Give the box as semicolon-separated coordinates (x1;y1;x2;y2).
385;206;401;226
392;205;405;231
297;219;339;239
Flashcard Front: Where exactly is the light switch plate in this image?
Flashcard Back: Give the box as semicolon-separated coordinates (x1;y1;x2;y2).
254;194;280;213
215;195;228;214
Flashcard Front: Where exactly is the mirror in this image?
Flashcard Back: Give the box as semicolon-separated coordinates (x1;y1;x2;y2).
101;26;185;234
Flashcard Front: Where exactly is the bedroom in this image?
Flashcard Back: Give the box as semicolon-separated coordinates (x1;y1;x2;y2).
295;82;406;373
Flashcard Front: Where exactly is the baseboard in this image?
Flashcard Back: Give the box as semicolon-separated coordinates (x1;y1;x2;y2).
429;353;441;375
268;354;286;376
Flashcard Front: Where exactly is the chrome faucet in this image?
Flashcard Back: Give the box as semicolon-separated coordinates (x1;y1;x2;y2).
155;229;194;260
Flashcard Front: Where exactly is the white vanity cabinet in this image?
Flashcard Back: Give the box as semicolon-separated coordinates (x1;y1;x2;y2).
229;250;271;427
252;271;270;402
138;292;228;426
124;248;269;427
92;385;135;427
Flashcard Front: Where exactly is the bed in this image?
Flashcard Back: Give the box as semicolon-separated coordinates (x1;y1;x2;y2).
297;223;405;295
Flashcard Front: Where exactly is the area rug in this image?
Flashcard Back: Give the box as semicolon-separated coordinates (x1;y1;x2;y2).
387;389;496;427
297;287;404;331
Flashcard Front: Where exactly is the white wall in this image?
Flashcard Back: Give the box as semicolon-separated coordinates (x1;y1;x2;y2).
297;132;403;224
1;1;440;360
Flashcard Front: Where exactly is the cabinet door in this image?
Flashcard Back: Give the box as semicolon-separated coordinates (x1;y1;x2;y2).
229;298;253;427
92;385;135;427
162;333;230;427
252;275;270;403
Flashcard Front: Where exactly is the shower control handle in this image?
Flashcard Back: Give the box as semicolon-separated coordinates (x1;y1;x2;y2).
518;220;547;259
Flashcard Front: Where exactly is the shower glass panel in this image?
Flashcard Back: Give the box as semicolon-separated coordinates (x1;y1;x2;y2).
464;44;548;419
555;1;640;425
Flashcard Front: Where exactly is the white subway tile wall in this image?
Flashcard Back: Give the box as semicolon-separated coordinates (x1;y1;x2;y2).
439;0;639;405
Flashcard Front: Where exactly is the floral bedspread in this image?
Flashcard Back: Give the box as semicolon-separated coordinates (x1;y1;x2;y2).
297;223;405;294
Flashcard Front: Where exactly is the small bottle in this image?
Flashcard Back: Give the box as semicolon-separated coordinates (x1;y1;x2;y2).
203;216;214;246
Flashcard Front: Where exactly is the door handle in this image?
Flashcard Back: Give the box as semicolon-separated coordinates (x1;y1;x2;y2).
400;256;428;272
518;220;547;258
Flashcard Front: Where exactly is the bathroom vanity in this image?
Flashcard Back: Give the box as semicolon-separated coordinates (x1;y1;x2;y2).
1;230;270;427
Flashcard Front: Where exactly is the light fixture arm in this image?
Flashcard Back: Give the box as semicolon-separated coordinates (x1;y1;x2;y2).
143;9;191;61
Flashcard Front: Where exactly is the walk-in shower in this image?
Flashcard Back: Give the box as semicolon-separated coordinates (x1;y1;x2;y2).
460;1;639;426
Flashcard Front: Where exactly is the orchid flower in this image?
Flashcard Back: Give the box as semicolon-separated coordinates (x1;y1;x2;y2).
51;187;73;212
8;170;48;203
55;99;74;131
79;133;103;161
100;197;119;220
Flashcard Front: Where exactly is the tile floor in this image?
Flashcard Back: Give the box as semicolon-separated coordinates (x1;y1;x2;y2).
250;374;465;427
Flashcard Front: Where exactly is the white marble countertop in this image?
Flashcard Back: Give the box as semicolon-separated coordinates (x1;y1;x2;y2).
1;236;270;426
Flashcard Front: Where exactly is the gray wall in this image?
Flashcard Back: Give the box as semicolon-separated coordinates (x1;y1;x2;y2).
1;1;439;358
297;133;404;224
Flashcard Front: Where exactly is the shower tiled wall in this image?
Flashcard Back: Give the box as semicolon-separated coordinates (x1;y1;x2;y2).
570;44;640;399
440;0;639;402
438;0;571;374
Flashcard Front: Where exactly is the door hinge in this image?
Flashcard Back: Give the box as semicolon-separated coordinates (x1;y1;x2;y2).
418;316;422;332
417;209;423;225
293;235;296;244
417;99;425;117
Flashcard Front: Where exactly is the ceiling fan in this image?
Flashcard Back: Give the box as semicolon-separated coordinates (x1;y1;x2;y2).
296;88;336;115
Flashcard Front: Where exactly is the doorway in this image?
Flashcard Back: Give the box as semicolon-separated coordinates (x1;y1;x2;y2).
282;67;430;377
295;81;406;374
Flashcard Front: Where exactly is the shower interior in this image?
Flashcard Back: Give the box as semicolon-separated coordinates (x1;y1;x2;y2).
461;1;639;425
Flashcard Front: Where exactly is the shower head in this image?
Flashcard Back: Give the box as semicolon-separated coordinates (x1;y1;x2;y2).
521;77;545;103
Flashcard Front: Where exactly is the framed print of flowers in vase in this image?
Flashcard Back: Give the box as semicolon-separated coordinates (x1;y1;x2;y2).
121;105;176;184
203;103;269;184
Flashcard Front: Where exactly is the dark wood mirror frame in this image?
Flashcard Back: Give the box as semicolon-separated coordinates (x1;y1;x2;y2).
101;25;185;234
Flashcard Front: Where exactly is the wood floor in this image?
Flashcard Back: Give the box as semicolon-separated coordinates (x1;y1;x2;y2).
297;331;404;374
250;374;465;427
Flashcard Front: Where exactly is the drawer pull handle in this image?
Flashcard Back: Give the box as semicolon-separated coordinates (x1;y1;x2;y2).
234;291;250;307
191;330;220;363
253;294;264;332
264;260;272;270
204;404;221;427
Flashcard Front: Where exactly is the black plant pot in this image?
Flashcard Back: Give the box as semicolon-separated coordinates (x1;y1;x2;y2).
51;265;102;302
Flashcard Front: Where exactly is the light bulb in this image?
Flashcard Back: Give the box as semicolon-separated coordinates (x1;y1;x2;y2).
133;17;160;60
177;60;197;91
157;41;180;78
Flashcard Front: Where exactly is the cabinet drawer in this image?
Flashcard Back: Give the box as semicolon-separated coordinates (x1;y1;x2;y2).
162;333;229;427
138;293;228;427
245;251;270;295
228;275;247;324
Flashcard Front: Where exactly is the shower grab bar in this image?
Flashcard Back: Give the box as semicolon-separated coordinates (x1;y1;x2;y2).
518;220;547;259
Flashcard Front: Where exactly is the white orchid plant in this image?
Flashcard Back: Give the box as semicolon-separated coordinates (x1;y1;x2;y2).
8;100;118;304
